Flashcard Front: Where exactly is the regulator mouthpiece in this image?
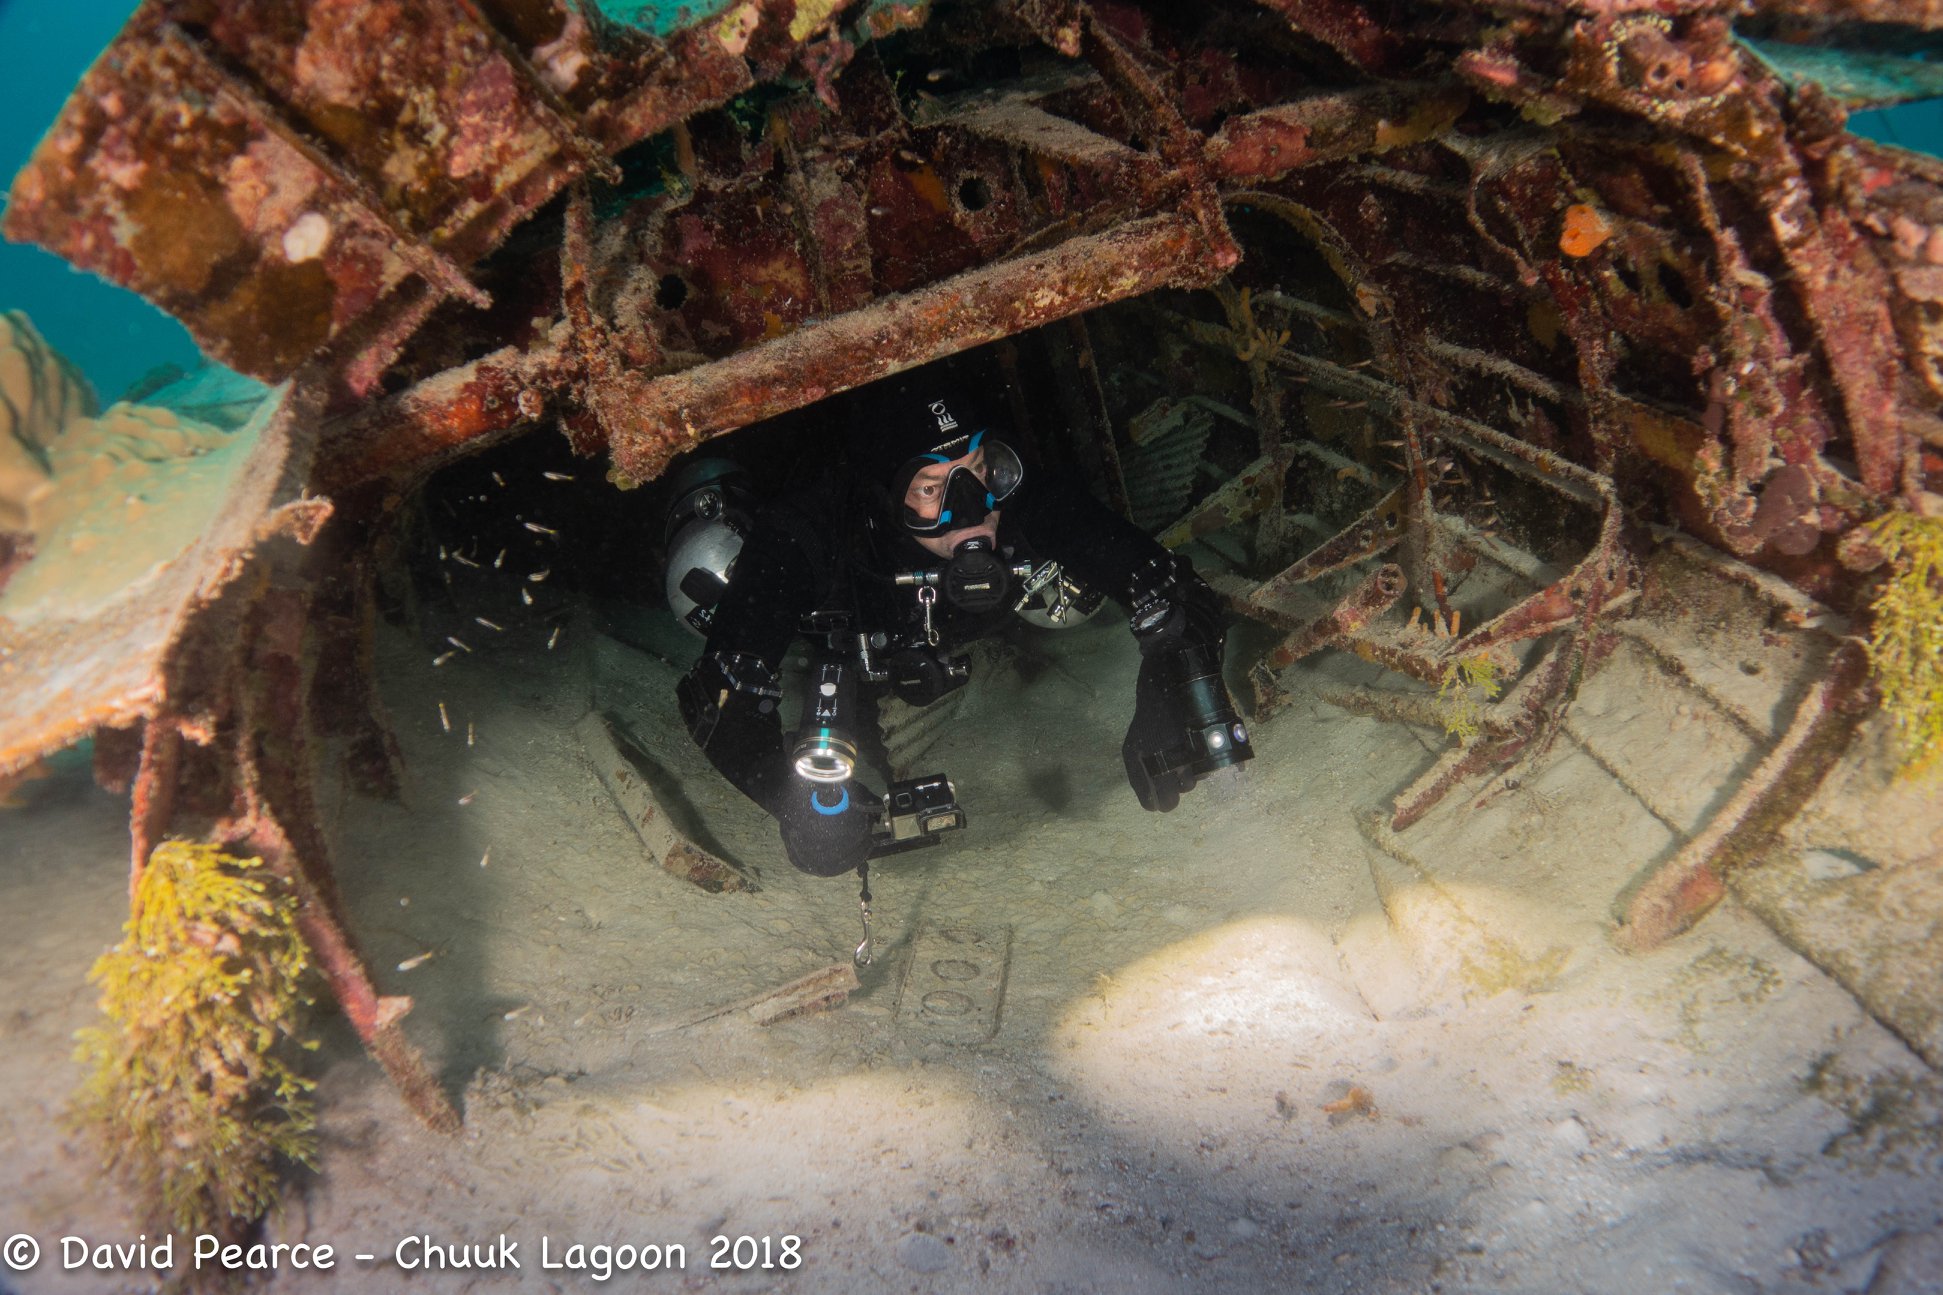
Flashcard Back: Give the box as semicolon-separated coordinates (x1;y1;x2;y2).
943;535;1010;613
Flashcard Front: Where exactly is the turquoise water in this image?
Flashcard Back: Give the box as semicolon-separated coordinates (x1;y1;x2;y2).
591;0;707;37
0;0;201;401
1851;100;1943;156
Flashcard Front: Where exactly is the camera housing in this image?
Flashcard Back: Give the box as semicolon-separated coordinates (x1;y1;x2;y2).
869;773;965;857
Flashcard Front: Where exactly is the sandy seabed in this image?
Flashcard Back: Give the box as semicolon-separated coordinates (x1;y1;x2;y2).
3;590;1942;1295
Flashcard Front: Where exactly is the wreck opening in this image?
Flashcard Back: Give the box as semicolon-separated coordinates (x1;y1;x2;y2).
6;0;1943;1285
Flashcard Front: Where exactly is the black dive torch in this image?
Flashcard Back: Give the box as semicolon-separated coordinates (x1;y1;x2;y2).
1165;639;1253;778
789;656;964;856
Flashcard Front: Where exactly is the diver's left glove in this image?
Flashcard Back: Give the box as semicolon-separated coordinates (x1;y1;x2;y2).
774;780;880;877
1123;655;1196;812
1121;557;1254;811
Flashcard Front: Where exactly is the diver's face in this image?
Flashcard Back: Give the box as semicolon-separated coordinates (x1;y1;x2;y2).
905;447;1000;559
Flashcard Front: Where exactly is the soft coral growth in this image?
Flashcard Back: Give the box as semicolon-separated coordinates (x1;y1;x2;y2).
71;840;316;1237
1865;511;1943;779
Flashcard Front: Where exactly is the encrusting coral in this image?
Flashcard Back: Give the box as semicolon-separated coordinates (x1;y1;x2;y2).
71;841;317;1237
1864;511;1943;779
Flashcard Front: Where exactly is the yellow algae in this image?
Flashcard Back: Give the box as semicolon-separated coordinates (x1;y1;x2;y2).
789;0;844;42
72;841;316;1235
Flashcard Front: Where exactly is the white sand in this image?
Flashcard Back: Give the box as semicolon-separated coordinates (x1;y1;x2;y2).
2;591;1940;1294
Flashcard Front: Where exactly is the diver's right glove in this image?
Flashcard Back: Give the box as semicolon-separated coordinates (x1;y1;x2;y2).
774;780;879;877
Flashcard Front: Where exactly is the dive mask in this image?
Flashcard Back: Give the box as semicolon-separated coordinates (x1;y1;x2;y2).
891;431;1024;536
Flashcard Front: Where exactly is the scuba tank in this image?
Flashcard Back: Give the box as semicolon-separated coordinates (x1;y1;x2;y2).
662;459;756;638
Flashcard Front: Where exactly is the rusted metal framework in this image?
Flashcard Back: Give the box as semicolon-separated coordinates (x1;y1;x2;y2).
6;0;1943;1123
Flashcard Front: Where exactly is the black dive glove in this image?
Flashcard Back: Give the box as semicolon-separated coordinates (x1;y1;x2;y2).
1124;655;1195;812
1120;556;1253;812
773;780;879;877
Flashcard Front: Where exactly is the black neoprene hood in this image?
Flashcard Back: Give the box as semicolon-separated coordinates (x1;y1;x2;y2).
854;376;1003;483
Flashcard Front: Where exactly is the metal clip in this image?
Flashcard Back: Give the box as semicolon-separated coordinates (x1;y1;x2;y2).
917;584;939;647
854;863;874;968
1014;560;1060;610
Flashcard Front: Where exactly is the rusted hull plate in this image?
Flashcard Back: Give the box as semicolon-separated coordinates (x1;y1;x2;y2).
1;0;839;385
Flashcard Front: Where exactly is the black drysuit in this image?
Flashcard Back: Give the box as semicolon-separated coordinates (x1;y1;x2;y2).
675;465;1241;877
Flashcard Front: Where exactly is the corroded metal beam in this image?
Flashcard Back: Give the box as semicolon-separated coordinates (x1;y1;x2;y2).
314;336;579;495
1614;643;1872;951
601;214;1230;485
1207;85;1470;183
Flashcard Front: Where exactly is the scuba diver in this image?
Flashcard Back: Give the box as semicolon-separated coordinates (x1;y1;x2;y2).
670;366;1253;883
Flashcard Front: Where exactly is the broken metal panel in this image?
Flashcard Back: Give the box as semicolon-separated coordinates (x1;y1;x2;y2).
575;707;756;893
1153;452;1284;548
1;0;844;386
0;382;316;778
4;18;425;379
596;77;1187;371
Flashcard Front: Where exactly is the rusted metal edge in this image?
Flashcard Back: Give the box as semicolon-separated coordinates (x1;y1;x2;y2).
1246;486;1406;603
321;215;1226;495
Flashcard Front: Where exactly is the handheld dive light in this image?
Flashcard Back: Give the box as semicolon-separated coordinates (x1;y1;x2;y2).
791;660;859;783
